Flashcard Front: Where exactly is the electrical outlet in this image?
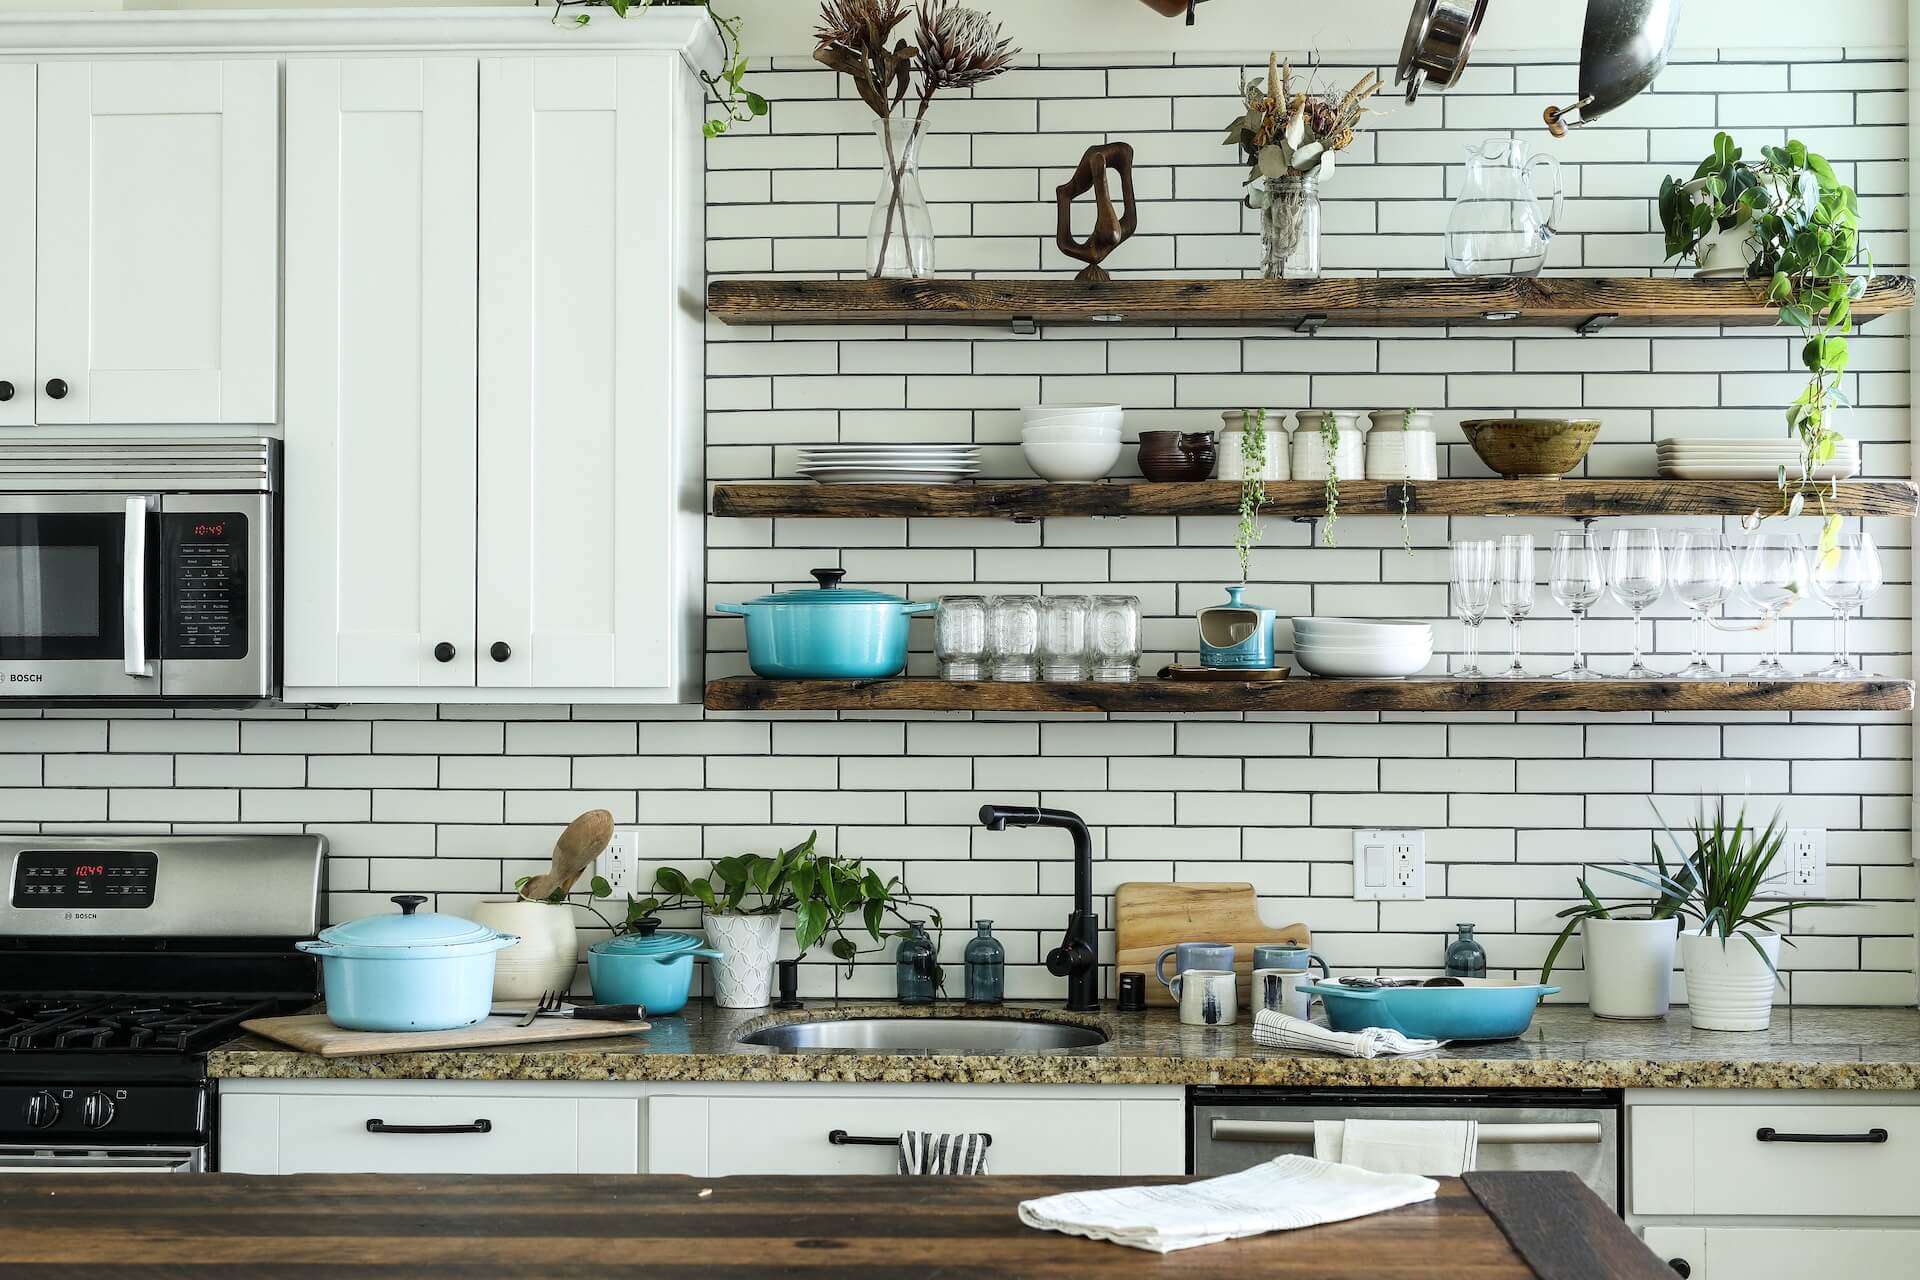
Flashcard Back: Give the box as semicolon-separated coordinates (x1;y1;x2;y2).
594;829;641;898
1354;829;1426;901
1760;828;1827;898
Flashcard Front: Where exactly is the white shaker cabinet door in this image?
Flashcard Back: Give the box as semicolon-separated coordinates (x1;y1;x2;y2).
0;65;32;429
283;58;480;691
476;55;696;696
35;60;277;424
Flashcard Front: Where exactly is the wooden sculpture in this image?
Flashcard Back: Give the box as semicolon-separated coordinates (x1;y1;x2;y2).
1055;142;1139;283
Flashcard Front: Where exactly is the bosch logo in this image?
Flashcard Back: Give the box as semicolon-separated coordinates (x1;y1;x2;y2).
65;912;98;921
8;673;43;683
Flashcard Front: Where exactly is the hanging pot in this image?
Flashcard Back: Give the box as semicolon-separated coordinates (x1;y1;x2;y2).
1545;0;1684;135
297;895;518;1032
1395;0;1489;102
718;569;935;679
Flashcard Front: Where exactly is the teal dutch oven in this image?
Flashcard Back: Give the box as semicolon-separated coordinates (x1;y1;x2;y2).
718;568;935;679
298;894;518;1033
588;920;723;1016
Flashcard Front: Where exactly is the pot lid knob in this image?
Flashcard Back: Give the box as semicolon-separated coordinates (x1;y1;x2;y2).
632;918;660;937
391;894;428;916
810;568;846;590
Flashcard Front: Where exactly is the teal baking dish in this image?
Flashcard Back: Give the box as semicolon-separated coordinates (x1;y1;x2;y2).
1299;978;1559;1042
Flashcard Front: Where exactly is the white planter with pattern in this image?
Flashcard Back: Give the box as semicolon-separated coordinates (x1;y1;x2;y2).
704;911;781;1009
1680;929;1780;1032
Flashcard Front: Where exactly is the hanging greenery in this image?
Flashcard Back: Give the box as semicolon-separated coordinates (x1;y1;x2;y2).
553;0;768;138
1233;409;1269;581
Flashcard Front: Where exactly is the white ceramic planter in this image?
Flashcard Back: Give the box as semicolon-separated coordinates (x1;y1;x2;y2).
467;899;579;1001
1680;929;1781;1032
1583;917;1678;1020
704;911;782;1009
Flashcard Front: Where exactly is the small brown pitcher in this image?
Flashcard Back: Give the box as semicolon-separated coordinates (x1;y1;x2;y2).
1137;431;1217;482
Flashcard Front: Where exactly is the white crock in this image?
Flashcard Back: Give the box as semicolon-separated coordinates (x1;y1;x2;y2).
1583;917;1678;1020
704;911;782;1009
1680;929;1781;1032
467;899;580;1001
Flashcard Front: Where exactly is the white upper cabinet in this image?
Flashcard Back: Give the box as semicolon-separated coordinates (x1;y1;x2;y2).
35;60;277;425
0;65;32;429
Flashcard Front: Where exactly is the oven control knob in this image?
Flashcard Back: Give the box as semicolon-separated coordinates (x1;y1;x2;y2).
81;1092;115;1130
23;1091;59;1129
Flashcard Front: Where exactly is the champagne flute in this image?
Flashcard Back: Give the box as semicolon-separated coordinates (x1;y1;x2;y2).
1668;530;1735;679
1809;530;1883;678
1608;527;1666;679
1494;534;1535;679
1738;532;1807;679
1548;528;1604;680
1450;539;1495;678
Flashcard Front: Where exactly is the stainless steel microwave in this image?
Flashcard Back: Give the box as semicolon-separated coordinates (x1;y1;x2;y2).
0;438;276;703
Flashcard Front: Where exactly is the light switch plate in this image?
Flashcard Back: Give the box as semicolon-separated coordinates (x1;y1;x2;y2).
595;829;642;898
1758;828;1827;898
1354;829;1426;901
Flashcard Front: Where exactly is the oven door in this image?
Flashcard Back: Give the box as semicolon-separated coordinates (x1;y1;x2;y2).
0;495;160;698
0;1145;205;1173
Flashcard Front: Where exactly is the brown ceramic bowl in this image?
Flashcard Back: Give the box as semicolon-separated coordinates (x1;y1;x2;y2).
1460;418;1601;479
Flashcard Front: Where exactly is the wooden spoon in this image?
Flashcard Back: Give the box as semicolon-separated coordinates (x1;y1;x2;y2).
520;809;616;901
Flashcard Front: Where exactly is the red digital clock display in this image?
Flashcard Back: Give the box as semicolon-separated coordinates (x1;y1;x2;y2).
75;864;106;878
192;522;227;538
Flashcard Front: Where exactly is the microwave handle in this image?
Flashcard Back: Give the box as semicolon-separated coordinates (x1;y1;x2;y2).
124;497;154;678
1208;1119;1603;1145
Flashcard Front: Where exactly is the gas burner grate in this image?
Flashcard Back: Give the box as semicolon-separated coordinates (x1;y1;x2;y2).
0;996;280;1052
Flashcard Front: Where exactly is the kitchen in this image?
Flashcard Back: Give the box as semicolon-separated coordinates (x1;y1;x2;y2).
0;0;1916;1275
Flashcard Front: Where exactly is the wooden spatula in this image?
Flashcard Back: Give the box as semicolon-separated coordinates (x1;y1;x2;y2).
520;809;616;901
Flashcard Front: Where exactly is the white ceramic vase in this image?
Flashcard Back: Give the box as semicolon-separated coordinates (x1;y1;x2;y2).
1583;917;1678;1020
467;899;579;1001
1680;929;1781;1032
704;911;782;1009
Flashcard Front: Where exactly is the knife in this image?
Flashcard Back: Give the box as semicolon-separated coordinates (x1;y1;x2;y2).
491;1003;646;1022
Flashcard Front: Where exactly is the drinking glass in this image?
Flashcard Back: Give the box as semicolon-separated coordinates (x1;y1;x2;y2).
1548;528;1604;680
1494;534;1535;678
1089;595;1143;682
1668;530;1735;679
986;594;1040;682
1738;532;1808;679
1608;527;1666;679
1809;531;1883;678
934;595;988;682
1037;594;1093;683
1449;540;1495;678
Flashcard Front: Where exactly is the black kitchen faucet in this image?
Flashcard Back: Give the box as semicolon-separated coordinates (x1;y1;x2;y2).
977;806;1100;1011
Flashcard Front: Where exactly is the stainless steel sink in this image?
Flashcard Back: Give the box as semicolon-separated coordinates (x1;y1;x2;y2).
737;1017;1107;1054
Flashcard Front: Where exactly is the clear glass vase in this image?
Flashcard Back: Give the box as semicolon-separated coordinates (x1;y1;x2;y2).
867;118;935;279
1259;173;1320;279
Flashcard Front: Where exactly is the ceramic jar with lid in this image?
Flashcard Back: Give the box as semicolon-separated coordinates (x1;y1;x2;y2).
1291;411;1363;481
1365;408;1439;481
1218;410;1290;482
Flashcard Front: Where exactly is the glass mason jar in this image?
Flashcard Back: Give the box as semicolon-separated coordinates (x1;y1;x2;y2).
867;118;935;279
896;921;937;1005
935;595;989;682
1444;924;1488;979
1038;594;1092;683
987;594;1041;682
1258;173;1321;280
1089;595;1143;682
964;920;1005;1005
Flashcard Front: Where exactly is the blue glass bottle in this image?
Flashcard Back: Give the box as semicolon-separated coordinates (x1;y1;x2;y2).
965;920;1005;1005
896;921;937;1005
1445;923;1487;978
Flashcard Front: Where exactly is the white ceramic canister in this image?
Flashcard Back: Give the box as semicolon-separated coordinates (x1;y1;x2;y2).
1217;411;1290;482
467;899;580;1001
1365;409;1439;481
703;911;783;1009
1292;410;1363;481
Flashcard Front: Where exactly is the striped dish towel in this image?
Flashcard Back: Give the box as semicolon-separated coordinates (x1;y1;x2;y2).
897;1131;991;1175
1252;1010;1444;1059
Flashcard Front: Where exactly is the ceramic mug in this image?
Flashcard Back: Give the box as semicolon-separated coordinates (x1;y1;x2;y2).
1253;967;1318;1021
1251;943;1330;979
1169;968;1237;1027
1155;942;1236;990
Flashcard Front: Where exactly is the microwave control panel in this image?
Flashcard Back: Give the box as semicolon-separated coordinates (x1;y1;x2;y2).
162;513;248;660
11;850;159;909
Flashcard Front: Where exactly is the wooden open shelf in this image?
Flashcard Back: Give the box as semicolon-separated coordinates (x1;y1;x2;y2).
706;677;1914;715
707;275;1916;331
711;479;1920;522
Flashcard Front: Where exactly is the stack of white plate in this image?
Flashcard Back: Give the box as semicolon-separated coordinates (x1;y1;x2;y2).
1656;438;1860;481
1021;404;1123;482
799;444;981;485
1291;617;1434;678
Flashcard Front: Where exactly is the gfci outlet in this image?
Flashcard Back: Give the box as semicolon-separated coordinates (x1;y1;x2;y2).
1759;828;1827;898
594;829;642;898
1354;829;1426;901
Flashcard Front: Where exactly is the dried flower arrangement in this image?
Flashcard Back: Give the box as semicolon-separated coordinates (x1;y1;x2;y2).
1223;54;1379;184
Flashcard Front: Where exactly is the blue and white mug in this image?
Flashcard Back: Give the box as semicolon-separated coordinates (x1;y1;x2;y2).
1155;941;1236;990
1252;943;1330;979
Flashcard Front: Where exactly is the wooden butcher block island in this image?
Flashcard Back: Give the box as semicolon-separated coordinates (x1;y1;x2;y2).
0;1171;1663;1278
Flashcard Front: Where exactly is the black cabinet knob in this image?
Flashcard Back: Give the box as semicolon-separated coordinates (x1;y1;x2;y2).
490;641;511;663
44;378;67;400
433;642;456;664
0;381;13;402
1668;1260;1691;1278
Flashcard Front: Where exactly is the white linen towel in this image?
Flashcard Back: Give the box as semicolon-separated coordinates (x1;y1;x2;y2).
896;1131;990;1175
1252;1009;1445;1058
1312;1119;1480;1176
1017;1155;1437;1254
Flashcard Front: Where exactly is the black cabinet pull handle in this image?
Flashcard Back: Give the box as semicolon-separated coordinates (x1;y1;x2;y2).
490;641;512;663
0;381;13;402
366;1119;492;1135
827;1129;991;1148
1667;1260;1691;1278
44;378;67;400
1755;1126;1888;1144
433;642;456;663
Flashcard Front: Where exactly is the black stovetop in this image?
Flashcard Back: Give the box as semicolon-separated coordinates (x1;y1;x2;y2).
0;995;286;1053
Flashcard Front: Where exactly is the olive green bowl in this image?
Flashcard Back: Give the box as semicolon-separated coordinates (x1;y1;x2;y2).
1460;418;1601;479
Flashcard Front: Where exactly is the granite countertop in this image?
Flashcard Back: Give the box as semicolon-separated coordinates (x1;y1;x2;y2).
208;1002;1920;1090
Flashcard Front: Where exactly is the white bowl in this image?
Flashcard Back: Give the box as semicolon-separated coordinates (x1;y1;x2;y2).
1292;617;1433;639
1023;409;1124;429
1022;438;1123;482
1022;425;1124;444
1294;643;1433;678
1023;403;1121;417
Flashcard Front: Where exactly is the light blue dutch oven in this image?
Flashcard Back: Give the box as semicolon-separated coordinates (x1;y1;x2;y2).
1299;977;1559;1042
298;895;518;1033
718;568;935;679
588;920;723;1016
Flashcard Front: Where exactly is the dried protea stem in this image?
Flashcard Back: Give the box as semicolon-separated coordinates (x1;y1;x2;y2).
917;1;1018;91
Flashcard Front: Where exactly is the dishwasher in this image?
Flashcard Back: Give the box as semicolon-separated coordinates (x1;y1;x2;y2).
1189;1087;1622;1212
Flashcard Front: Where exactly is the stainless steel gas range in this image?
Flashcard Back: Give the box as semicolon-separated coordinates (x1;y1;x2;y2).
0;835;325;1172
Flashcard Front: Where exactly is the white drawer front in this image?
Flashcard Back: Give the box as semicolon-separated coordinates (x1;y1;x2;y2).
1632;1103;1920;1217
1644;1226;1920;1280
268;1093;616;1175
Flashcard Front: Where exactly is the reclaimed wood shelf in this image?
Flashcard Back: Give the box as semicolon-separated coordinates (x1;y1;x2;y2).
706;677;1915;714
707;275;1916;331
711;479;1920;521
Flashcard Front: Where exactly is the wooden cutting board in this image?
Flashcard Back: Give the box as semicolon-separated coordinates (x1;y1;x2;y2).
1114;881;1310;1008
241;1014;651;1058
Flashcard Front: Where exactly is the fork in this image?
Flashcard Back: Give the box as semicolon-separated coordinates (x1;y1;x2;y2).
514;992;560;1028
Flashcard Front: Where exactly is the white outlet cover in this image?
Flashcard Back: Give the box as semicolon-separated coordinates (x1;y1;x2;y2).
595;829;642;898
1759;828;1827;898
1354;829;1426;901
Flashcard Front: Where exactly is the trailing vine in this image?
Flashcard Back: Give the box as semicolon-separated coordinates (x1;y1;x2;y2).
1233;409;1269;581
553;0;767;138
1315;411;1341;546
1396;407;1416;554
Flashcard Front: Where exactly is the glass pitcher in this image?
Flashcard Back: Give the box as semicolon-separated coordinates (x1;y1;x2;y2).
1445;139;1564;277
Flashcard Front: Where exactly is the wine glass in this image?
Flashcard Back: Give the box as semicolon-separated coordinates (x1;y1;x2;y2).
1668;530;1735;679
1608;528;1666;679
1809;530;1883;678
1738;532;1808;679
1548;528;1604;680
1450;540;1495;678
1494;534;1535;679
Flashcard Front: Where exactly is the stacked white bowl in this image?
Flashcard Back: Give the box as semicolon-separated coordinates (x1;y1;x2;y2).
1291;617;1434;678
1021;404;1123;482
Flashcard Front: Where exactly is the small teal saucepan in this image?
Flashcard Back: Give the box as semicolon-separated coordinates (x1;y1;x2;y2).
718;568;935;679
588;921;723;1016
1299;978;1560;1042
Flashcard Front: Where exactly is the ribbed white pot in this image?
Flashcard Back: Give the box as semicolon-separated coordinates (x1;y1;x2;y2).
1681;930;1781;1032
1583;917;1677;1020
704;911;781;1009
467;899;579;1001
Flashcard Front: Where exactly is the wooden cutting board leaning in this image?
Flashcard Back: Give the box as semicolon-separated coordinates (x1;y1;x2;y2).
1114;882;1311;1008
241;1014;650;1058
